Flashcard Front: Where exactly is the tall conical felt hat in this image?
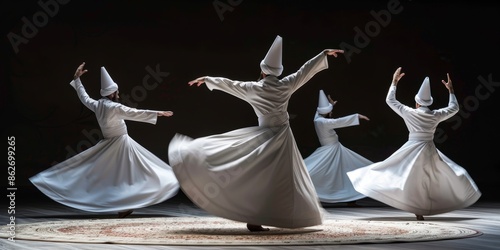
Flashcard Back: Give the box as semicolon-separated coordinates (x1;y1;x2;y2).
317;89;333;114
414;76;433;106
100;66;118;97
260;35;283;76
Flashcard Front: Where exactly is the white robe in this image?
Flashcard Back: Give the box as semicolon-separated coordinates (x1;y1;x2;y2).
168;50;331;228
30;78;180;213
347;85;481;215
305;112;372;203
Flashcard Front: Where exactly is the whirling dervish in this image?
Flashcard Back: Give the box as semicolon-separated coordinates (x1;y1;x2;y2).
30;62;180;218
305;89;372;205
347;67;481;220
168;35;345;231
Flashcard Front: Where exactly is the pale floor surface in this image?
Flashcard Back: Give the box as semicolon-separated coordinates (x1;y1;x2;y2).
1;191;499;250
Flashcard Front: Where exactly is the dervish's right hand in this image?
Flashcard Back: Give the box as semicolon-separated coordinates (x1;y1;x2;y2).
441;73;454;94
74;62;88;80
392;67;405;86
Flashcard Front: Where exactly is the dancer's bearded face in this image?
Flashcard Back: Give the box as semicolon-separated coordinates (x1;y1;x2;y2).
110;91;120;103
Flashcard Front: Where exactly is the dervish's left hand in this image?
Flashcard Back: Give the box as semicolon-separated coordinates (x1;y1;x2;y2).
325;49;344;57
188;77;206;87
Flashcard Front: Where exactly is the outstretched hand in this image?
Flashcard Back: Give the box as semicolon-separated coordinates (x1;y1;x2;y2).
74;62;88;80
441;73;454;94
157;111;173;117
325;49;344;57
392;67;405;85
358;114;370;121
188;77;206;87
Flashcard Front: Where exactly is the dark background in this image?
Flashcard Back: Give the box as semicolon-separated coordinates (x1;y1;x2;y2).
2;0;499;201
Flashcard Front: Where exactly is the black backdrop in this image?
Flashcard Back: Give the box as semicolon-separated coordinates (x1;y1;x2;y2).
2;0;500;201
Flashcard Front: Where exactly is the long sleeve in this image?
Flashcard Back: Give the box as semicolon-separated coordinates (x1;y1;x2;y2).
280;50;329;92
386;84;412;118
313;112;359;146
69;78;98;112
322;113;360;129
113;103;158;125
433;93;459;122
205;77;256;102
94;101;158;138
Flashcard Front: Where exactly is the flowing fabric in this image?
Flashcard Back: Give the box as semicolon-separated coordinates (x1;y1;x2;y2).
30;78;179;212
305;113;372;203
347;85;481;215
168;50;331;228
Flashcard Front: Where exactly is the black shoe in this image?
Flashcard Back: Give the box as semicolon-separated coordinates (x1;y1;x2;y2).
247;224;270;232
347;201;361;207
118;210;133;218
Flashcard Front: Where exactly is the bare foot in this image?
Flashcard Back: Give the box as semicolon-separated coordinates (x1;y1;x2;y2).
118;210;133;218
415;214;424;221
247;224;270;232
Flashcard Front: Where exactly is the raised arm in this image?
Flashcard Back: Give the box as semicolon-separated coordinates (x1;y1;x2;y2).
327;94;338;107
386;67;411;117
391;66;405;87
73;62;88;80
434;73;459;120
442;73;454;94
281;49;344;92
69;62;98;112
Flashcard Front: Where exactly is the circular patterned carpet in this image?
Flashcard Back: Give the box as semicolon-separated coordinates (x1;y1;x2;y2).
0;217;481;246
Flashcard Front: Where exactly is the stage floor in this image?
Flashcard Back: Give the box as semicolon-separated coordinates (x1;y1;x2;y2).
2;188;499;250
